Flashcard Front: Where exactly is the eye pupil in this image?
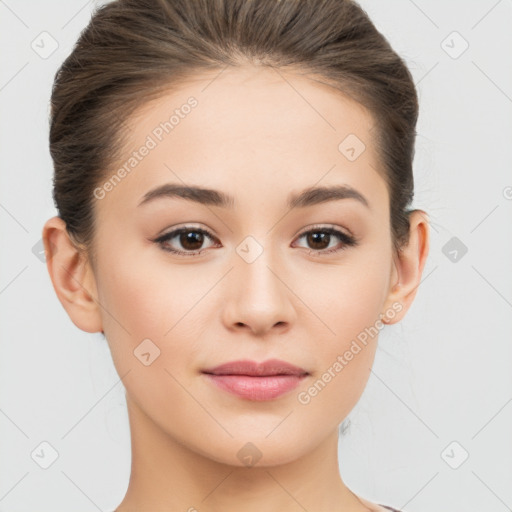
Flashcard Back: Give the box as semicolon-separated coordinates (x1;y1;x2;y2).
181;231;204;250
308;232;329;250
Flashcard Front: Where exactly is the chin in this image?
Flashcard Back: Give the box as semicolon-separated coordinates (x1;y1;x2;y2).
194;434;310;469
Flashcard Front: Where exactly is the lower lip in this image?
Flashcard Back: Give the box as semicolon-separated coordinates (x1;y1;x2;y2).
203;373;307;401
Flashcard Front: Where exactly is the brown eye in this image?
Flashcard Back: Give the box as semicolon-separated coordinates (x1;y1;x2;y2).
154;227;218;256
305;231;330;250
178;230;205;251
294;226;357;256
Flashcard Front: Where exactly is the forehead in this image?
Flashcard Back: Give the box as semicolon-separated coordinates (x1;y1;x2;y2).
100;65;388;214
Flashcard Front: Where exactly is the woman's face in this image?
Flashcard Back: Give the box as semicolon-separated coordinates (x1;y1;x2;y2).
84;65;403;466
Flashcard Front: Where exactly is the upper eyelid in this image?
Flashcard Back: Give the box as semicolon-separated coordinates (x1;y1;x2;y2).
154;225;217;242
295;223;354;238
155;224;352;240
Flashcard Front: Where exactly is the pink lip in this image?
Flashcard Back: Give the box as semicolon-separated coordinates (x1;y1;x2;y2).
202;359;309;401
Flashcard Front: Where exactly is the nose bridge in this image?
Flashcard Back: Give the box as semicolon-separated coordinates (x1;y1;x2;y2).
223;231;296;332
235;232;283;300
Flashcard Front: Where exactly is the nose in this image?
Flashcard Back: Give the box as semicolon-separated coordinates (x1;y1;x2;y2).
221;243;297;337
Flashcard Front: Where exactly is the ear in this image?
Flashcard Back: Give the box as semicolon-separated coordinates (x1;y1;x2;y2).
381;210;430;324
42;216;103;333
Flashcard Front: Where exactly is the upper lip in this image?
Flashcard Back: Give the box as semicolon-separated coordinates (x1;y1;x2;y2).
202;358;309;377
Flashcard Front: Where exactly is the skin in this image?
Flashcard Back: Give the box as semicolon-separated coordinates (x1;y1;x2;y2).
43;65;429;512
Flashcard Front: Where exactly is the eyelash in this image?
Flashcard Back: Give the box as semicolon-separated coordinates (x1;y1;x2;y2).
153;224;358;258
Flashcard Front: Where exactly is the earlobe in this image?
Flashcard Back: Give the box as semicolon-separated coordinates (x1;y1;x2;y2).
42;216;103;333
381;210;430;324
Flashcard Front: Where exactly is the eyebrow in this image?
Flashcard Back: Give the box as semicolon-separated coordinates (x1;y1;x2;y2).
138;183;370;210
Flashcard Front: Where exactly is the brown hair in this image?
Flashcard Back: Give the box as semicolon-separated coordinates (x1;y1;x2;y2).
50;0;419;262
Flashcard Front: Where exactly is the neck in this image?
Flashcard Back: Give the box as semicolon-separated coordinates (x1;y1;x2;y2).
115;395;373;512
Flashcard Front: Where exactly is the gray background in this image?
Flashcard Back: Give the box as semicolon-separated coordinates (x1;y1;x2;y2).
1;0;511;511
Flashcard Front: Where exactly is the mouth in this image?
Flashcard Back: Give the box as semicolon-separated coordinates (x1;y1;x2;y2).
201;359;310;401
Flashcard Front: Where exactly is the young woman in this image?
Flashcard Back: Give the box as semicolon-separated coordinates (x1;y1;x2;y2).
42;0;429;510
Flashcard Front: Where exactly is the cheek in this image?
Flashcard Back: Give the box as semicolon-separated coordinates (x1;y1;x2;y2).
306;248;391;342
94;244;218;370
301;251;391;411
95;232;192;330
94;249;208;418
